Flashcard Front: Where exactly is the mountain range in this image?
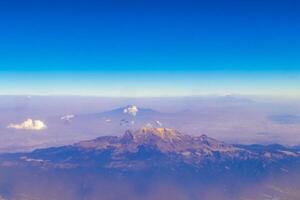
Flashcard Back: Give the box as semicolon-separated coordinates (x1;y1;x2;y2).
1;127;300;200
1;127;300;174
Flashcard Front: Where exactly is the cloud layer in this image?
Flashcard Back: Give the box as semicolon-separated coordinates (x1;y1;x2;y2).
7;119;47;130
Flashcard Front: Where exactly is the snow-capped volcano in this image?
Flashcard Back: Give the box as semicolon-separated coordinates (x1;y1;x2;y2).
1;127;300;172
123;105;139;116
75;105;168;130
1;128;300;200
75;127;244;161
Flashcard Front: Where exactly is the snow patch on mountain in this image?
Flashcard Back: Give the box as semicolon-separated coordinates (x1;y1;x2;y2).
123;105;138;116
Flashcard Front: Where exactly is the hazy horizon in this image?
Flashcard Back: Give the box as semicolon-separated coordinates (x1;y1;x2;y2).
0;94;299;153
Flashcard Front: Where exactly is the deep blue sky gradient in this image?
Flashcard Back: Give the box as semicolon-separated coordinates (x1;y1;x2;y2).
0;0;299;96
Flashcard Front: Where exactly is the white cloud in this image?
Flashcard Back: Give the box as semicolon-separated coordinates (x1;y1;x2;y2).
60;114;75;122
123;105;138;117
7;119;47;130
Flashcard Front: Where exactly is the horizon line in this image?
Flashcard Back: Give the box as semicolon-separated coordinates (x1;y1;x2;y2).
0;93;299;99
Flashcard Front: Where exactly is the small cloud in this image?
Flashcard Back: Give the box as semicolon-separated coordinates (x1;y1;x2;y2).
123;105;138;117
7;119;47;130
60;114;75;122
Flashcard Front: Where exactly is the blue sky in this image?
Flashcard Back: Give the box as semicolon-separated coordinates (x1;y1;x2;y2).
0;0;299;96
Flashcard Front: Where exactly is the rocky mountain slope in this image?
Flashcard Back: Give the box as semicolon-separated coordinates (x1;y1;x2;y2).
1;127;300;200
1;127;300;174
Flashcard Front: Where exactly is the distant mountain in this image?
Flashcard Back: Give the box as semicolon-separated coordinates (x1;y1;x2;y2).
1;127;300;174
269;114;300;124
74;105;168;128
103;105;159;116
80;105;161;118
215;95;256;104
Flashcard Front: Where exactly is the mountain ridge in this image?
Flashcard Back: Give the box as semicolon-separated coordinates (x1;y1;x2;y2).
1;127;300;174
